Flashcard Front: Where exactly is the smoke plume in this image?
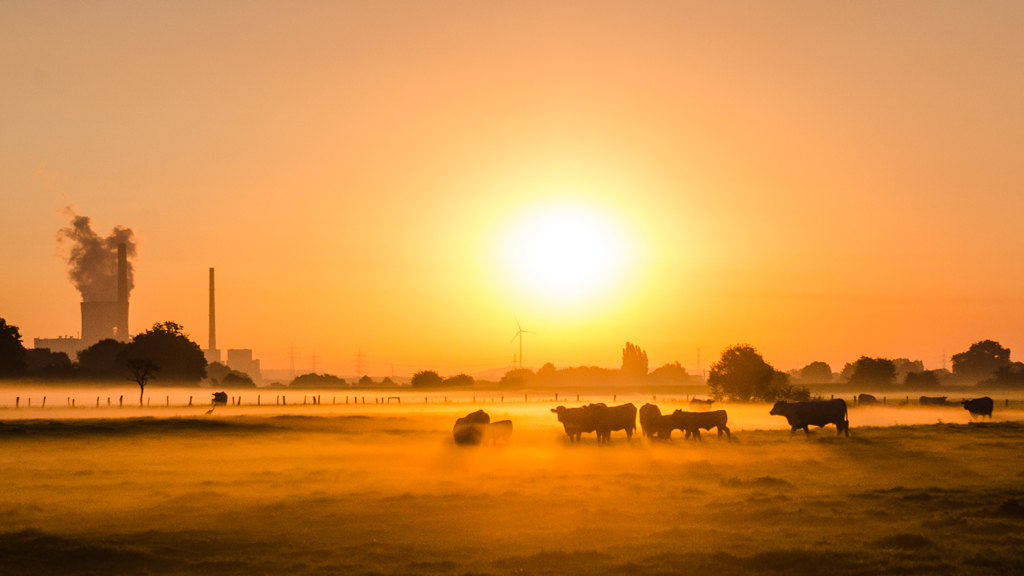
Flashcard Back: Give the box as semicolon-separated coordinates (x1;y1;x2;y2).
58;210;137;302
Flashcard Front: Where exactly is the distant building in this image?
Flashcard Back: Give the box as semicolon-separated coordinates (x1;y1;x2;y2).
227;349;261;382
34;336;83;359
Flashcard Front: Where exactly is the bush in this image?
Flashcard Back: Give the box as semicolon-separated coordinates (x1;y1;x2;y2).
290;373;347;388
443;373;474;387
411;370;443;388
707;344;794;402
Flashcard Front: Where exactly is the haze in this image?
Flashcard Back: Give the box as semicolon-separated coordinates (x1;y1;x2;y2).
4;1;1024;375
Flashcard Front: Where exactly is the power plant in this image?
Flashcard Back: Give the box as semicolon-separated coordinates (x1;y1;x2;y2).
35;242;130;357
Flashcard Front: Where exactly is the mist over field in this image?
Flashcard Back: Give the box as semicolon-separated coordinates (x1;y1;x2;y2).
4;386;1024;575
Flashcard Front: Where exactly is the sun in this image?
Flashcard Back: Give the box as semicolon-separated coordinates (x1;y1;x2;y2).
501;204;628;301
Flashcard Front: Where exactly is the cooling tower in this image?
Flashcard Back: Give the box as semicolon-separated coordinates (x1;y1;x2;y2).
80;243;129;345
204;267;222;364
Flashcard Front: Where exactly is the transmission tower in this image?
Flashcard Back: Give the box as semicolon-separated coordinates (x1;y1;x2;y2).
353;350;367;378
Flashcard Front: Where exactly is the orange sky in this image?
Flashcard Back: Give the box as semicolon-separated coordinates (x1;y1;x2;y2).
3;2;1024;377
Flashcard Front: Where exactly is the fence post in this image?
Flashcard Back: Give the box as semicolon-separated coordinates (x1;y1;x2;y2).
119;395;123;407
97;397;100;407
107;398;111;407
42;396;46;408
15;397;18;409
166;396;169;407
189;396;193;407
283;395;286;405
258;395;260;406
72;399;75;407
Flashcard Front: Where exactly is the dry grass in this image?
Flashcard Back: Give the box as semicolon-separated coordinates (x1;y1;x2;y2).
2;403;1023;575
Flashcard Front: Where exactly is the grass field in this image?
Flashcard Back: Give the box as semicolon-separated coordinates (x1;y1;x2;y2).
2;400;1024;575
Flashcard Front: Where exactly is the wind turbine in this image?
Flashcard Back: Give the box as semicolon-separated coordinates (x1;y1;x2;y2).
510;317;535;370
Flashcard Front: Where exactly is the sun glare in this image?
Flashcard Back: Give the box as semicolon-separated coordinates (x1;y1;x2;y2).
502;205;628;301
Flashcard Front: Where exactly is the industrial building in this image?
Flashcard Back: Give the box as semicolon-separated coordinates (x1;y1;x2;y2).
34;243;130;357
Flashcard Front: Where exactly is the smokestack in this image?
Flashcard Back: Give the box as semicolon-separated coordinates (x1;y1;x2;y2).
209;268;216;351
117;243;128;303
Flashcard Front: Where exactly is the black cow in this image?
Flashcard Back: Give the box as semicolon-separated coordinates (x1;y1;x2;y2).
639;403;664;439
961;397;993;419
483;420;513;445
689;398;715;412
858;394;880;405
551;405;598;443
663;409;730;441
770;399;850;437
453;409;490;445
920;396;949;406
212;392;228;406
587;403;637;443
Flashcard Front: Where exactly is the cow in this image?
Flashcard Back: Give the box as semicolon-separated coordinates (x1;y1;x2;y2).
453;409;490;445
482;420;513;445
961;397;994;419
587;403;637;443
551;405;598;443
770;399;850;437
663;409;730;441
857;394;880;405
689;398;715;412
212;391;228;406
639;403;664;439
920;396;949;406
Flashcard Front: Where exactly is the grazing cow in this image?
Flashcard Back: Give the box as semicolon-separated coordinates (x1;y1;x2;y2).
663;409;730;441
770;399;850;437
551;405;598;443
639;403;664;439
483;420;513;445
920;396;949;406
689;398;715;412
212;392;228;406
587;403;638;443
453;409;490;445
857;394;880;405
961;397;994;419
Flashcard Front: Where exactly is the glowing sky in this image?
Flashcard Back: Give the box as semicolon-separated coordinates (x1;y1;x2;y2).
3;2;1024;376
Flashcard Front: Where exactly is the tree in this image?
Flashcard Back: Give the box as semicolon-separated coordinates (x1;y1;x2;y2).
290;373;346;388
707;344;796;402
358;375;375;386
952;340;1011;383
535;362;557;382
24;349;72;377
124;357;159;406
206;361;231;383
847;357;897;387
117;322;207;383
892;358;925;384
0;317;27;377
222;371;256;388
649;362;691;384
985;362;1024;389
499;368;534;388
905;370;941;390
799;361;832;383
621;342;649;380
78;339;128;378
411;370;444;388
443;373;474;387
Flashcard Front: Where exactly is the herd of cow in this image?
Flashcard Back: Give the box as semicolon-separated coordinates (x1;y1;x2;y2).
451;396;997;445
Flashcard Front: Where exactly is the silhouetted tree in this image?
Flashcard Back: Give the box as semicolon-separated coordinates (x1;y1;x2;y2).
621;342;649;380
206;362;231;383
847;357;897;387
411;370;444;388
799;361;832;383
985;362;1024;389
952;340;1011;383
358;375;375;386
499;368;534;388
124;357;159;406
0;317;27;377
117;322;206;383
649;362;691;384
904;370;941;389
290;373;346;388
222;371;256;388
535;362;557;382
443;373;474;387
77;338;127;378
839;362;856;383
707;344;797;402
380;377;397;387
892;358;925;384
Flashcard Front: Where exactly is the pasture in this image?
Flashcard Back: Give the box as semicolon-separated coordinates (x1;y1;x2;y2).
2;395;1024;575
